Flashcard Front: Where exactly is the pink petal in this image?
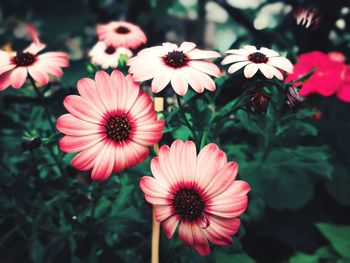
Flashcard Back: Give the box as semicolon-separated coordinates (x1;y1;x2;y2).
10;67;28;89
150;156;175;189
162;214;181;239
153;205;175;221
128;92;153;120
192;223;210;256
95;71;118;113
59;134;106;153
123;75;142;111
140;176;171;205
110;70;126;109
178;221;194;247
91;141;115;181
0;70;12;91
204;161;239;199
195;144;227;190
71;142;105;171
63;95;105;124
56;114;104;136
203;215;240;245
122;141;149;170
77;77;107;113
28;65;49;85
206;195;248;218
0;63;16;75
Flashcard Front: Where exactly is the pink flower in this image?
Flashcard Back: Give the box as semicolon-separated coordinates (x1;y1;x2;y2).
127;42;221;96
0;44;69;91
96;21;147;49
140;140;250;256
286;51;350;102
293;8;320;30
222;45;293;80
56;70;165;181
89;41;133;69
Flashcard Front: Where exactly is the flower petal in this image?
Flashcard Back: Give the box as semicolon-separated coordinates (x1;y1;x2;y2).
91;140;115;181
162;214;181;239
227;61;251;74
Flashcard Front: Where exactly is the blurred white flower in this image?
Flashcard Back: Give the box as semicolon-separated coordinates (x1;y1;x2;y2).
254;2;291;30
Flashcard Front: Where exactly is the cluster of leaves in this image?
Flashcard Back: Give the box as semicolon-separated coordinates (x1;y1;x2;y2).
1;0;350;262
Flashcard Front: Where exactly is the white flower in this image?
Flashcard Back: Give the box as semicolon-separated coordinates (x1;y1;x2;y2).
89;41;133;69
221;45;293;80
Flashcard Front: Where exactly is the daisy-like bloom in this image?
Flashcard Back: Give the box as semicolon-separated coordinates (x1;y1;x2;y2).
222;45;293;80
56;70;164;181
140;140;250;256
89;41;133;69
294;8;320;30
96;21;147;49
127;42;221;96
0;43;69;91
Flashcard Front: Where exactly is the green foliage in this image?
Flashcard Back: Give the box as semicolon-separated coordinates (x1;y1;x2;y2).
316;223;350;259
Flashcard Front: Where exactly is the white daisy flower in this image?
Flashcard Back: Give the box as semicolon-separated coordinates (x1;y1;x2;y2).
89;41;133;69
221;45;293;80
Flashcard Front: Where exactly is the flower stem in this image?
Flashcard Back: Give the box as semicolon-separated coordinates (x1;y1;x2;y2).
29;77;56;133
176;94;197;140
151;97;163;263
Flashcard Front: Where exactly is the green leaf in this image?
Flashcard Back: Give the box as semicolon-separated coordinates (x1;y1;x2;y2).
316;223;350;259
289;246;337;263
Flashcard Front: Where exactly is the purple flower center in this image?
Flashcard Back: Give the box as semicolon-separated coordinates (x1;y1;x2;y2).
248;52;268;64
173;188;204;221
115;26;130;34
105;46;116;55
12;52;36;67
106;114;132;142
164;51;188;68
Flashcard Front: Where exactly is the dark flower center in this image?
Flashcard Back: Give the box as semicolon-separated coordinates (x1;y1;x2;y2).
105;115;132;142
105;46;116;54
248;52;268;64
115;26;130;34
164;51;188;68
173;188;204;221
12;52;36;67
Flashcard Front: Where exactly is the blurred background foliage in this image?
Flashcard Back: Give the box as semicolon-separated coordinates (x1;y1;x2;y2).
1;0;350;262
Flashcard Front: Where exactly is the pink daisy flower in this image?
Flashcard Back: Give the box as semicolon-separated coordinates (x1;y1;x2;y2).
222;45;293;80
0;43;69;91
89;41;133;69
294;8;320;30
96;21;147;49
127;42;221;96
56;70;164;181
140;140;250;256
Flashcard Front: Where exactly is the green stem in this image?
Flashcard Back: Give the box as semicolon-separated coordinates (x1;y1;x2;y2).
46;145;66;177
176;94;197;140
29;77;56;133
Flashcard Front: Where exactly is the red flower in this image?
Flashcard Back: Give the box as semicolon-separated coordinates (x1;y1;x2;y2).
286;51;350;102
56;70;164;181
140;140;250;256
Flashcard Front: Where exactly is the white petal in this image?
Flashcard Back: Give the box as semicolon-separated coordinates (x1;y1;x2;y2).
227;61;251;74
267;57;293;73
258;64;275;79
179;42;196;53
244;63;259;78
221;55;247;65
260;47;280;57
